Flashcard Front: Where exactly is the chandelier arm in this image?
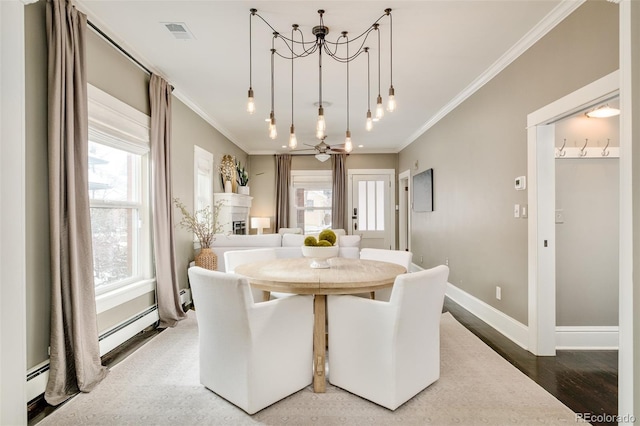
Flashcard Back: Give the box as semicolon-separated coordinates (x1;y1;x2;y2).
366;47;371;110
345;33;350;131
274;45;318;60
389;11;393;87
323;13;387;46
273;33;318;59
323;31;374;63
377;24;381;96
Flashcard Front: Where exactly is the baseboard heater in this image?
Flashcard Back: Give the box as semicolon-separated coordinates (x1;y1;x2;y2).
26;305;160;404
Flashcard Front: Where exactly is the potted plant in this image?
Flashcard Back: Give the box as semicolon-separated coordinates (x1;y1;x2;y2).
236;160;250;195
174;198;225;270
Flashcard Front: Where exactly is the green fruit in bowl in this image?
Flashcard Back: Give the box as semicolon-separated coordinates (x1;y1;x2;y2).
318;229;337;245
316;240;332;247
304;236;318;246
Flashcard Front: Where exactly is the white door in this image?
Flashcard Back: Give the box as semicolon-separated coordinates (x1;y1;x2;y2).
349;170;395;249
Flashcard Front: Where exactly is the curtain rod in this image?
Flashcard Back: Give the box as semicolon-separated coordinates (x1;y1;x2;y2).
87;20;152;76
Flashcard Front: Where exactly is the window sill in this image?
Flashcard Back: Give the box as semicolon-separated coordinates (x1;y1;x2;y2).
96;278;156;314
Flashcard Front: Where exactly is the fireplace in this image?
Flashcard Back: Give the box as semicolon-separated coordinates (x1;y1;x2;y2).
232;220;247;235
214;192;252;235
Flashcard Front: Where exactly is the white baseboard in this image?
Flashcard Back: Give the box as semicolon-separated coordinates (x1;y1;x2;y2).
555;326;619;350
412;264;619;352
445;282;530;350
27;306;159;403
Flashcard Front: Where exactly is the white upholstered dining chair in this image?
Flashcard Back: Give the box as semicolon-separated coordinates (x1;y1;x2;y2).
188;267;314;415
327;265;449;411
224;248;277;302
359;248;413;301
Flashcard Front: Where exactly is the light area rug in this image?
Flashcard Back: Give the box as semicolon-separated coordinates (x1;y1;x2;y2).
38;311;576;425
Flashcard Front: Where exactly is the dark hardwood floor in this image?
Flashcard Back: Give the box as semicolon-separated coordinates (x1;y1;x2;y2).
29;299;618;425
444;297;618;426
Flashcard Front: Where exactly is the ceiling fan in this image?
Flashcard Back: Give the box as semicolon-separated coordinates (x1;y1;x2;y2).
294;136;348;162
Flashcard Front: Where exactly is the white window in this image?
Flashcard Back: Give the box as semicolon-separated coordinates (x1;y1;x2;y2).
88;85;152;295
290;170;332;234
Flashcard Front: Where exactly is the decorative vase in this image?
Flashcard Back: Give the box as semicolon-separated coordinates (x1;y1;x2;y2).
238;185;250;195
301;245;340;269
224;180;232;193
195;247;218;270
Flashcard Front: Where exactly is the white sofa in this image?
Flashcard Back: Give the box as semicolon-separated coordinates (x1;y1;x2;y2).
209;233;361;272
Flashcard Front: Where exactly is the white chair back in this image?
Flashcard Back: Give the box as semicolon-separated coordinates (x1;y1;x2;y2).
360;248;412;300
360;248;412;270
224;248;277;302
327;265;449;410
188;267;314;414
224;248;277;273
278;227;303;234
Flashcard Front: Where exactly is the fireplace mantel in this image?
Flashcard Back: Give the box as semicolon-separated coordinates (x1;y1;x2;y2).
214;193;252;234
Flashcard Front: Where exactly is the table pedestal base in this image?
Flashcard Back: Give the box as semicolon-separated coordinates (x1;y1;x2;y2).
313;295;327;393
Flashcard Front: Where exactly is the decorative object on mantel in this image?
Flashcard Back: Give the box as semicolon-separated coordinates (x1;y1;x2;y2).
174;198;225;270
219;154;236;193
301;230;339;268
236;160;250;195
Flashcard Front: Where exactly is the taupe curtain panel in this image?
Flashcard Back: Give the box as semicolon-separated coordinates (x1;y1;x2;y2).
331;154;347;231
275;154;292;230
45;0;108;405
149;74;186;328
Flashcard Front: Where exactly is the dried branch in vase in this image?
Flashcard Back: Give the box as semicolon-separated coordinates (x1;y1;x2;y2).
173;198;226;249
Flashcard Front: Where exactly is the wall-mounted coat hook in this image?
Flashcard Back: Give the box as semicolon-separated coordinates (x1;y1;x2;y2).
556;138;567;157
602;139;610;157
579;138;588;157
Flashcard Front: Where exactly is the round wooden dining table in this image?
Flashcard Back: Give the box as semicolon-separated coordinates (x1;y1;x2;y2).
234;256;406;393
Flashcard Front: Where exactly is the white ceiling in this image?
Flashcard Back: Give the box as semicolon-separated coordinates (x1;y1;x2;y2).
76;0;574;155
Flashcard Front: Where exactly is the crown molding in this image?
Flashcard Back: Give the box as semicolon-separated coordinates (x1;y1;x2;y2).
399;0;586;151
171;89;249;153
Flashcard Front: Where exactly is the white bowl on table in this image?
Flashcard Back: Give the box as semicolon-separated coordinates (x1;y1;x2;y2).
301;245;339;269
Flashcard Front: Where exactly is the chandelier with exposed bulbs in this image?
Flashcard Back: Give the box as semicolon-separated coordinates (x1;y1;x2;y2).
246;8;395;153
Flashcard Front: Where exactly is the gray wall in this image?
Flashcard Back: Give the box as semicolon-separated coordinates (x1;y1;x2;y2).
171;97;248;284
555;114;619;327
248;154;398;235
25;0;50;369
398;1;619;325
24;0;247;369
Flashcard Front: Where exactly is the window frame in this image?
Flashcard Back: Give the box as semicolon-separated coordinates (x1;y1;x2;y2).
87;84;153;307
289;170;333;234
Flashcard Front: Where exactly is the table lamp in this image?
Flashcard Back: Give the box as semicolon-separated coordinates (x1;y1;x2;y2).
251;217;270;234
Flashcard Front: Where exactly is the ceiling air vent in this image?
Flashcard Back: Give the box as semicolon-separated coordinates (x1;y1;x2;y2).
162;22;194;40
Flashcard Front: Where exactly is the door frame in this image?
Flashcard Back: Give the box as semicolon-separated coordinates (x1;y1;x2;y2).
1;1;28;424
526;70;619;356
347;169;396;249
398;169;411;252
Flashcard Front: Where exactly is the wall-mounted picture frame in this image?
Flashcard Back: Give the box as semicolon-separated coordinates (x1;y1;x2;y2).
413;168;433;212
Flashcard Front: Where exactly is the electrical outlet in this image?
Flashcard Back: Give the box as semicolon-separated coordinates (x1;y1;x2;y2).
496;286;502;300
555;209;564;224
514;204;520;218
445;257;449;266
